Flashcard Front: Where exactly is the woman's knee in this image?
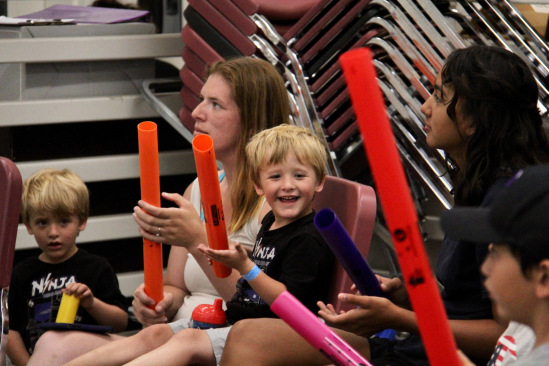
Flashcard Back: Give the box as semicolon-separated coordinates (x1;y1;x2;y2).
136;323;174;347
170;327;208;345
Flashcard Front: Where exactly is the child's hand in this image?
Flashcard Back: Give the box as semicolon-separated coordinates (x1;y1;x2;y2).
198;241;251;274
63;283;94;309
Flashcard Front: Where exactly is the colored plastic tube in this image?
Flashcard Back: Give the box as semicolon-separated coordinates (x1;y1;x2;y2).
314;208;383;297
56;293;80;324
192;134;231;278
271;291;371;366
138;121;164;305
339;48;460;366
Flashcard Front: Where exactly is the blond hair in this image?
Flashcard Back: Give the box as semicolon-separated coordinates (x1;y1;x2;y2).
247;124;328;186
206;57;291;232
21;168;89;225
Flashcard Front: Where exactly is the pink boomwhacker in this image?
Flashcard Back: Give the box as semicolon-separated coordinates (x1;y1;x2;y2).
270;291;371;366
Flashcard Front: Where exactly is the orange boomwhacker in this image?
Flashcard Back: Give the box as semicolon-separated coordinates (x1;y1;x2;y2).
137;121;164;306
339;48;460;366
192;134;231;278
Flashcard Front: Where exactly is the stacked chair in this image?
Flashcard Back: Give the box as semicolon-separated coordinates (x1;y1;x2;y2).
146;0;549;277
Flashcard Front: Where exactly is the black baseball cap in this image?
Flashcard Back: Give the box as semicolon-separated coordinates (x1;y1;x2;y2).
440;165;549;257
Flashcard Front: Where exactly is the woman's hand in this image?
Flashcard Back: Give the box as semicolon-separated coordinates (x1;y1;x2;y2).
132;283;175;327
133;192;206;249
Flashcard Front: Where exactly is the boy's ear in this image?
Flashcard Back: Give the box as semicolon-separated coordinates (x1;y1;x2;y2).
253;182;264;197
78;218;88;232
24;223;33;235
315;175;326;193
535;259;549;299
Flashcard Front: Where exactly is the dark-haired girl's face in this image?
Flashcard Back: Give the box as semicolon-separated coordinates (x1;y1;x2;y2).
421;75;474;166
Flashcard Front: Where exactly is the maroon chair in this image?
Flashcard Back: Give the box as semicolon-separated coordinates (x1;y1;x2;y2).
0;157;23;366
311;175;376;312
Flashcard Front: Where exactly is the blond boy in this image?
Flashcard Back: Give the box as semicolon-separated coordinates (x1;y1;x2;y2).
7;169;127;366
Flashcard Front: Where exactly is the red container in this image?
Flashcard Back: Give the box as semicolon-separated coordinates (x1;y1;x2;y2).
191;298;226;329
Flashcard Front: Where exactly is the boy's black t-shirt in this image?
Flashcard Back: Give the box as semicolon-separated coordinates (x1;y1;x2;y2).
8;249;128;353
226;211;335;324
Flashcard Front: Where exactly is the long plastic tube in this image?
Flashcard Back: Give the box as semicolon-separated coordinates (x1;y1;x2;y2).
314;208;383;297
138;121;164;305
339;48;460;366
192;134;231;278
271;291;371;366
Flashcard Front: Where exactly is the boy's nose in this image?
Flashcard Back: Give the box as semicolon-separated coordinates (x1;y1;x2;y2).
281;177;295;190
48;224;60;236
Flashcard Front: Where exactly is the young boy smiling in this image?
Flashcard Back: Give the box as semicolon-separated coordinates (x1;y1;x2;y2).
63;124;335;366
441;165;549;366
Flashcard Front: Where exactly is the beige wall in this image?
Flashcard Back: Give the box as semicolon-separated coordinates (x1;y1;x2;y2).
7;0;139;17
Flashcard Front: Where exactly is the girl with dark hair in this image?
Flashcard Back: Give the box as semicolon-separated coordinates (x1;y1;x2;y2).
218;45;549;366
438;46;549;206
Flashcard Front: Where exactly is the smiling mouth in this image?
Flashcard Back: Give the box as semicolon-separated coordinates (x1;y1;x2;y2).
279;196;298;202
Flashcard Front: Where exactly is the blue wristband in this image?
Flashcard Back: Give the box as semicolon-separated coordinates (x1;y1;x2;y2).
242;264;261;282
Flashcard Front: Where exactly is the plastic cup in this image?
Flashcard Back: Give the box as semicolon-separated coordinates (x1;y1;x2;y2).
56;293;80;324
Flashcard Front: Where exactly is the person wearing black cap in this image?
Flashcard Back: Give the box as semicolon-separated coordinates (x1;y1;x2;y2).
442;164;549;366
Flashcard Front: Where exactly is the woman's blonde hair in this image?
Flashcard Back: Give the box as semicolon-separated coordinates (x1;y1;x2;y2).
21;168;89;225
246;124;328;186
206;57;291;232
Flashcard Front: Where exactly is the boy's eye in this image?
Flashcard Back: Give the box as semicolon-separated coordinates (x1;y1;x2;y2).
268;174;280;179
